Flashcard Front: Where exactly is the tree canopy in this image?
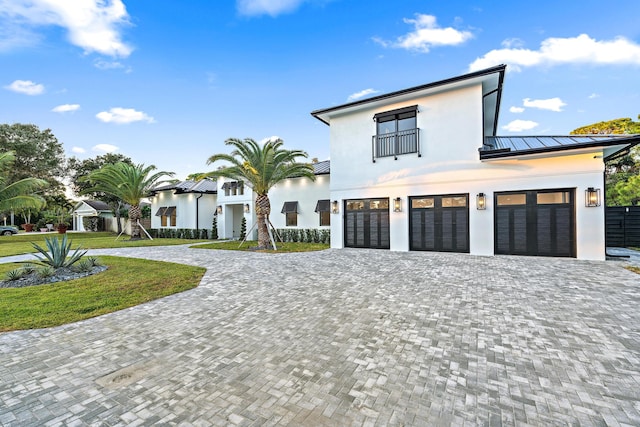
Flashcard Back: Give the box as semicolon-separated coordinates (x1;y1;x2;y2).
83;162;174;239
571;115;640;206
0;151;48;214
0;124;66;195
201;137;315;249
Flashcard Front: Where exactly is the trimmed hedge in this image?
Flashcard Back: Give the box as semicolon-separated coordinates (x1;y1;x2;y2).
276;228;330;244
150;228;210;239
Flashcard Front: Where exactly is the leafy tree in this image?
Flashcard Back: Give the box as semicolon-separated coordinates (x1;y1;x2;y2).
0;124;66;195
571;115;640;206
68;153;134;233
0;151;47;221
83;163;174;239
200;138;315;249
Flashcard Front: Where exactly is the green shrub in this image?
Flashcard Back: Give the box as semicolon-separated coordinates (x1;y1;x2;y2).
37;266;56;278
73;259;95;273
5;269;25;281
31;235;87;269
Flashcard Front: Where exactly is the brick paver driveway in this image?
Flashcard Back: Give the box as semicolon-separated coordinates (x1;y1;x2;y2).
1;246;639;426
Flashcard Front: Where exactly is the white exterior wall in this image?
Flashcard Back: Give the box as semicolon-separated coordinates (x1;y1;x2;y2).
269;174;331;229
216;177;254;239
150;190;217;230
327;83;607;260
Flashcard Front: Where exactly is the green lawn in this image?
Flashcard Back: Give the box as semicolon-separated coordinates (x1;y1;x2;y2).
626;266;640;274
194;240;329;252
0;256;205;332
0;231;207;257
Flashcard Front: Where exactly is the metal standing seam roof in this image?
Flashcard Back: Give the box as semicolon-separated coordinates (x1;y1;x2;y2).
150;179;217;195
312;160;330;175
481;134;640;160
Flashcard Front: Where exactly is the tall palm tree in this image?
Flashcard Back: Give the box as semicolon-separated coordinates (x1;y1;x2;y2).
83;162;174;239
203;137;315;249
0;151;47;215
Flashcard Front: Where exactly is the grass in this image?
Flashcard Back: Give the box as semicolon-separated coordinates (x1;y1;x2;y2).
0;256;206;332
194;240;329;252
0;232;207;258
626;266;640;274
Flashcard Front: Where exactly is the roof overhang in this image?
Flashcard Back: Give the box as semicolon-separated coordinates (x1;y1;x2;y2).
480;134;640;161
311;65;506;136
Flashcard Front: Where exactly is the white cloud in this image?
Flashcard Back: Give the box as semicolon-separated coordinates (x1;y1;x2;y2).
501;38;524;49
523;97;566;112
237;0;304;16
374;14;473;53
96;107;155;124
469;34;640;72
588;93;599;99
259;136;281;144
4;79;44;95
71;146;86;154
509;106;525;113
0;0;133;57
502;119;539;132
347;88;379;102
92;144;119;153
52;103;80;113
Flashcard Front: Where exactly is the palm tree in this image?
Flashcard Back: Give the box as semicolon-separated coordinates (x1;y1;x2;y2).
201;137;315;249
0;151;47;216
83;162;174;239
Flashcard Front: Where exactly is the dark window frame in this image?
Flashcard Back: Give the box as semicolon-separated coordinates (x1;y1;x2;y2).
372;105;420;162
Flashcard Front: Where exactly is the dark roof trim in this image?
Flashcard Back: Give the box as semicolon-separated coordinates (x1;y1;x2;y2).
281;201;299;214
480;135;640;160
483;69;505;135
311;64;507;125
155;207;167;217
373;105;418;120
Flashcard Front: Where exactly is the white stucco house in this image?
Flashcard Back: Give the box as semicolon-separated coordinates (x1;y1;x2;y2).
311;64;640;260
149;161;331;239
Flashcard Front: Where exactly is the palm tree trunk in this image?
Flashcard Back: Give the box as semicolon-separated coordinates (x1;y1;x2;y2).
129;204;141;239
255;194;272;249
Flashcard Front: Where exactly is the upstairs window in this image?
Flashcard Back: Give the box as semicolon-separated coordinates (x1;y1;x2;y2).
372;105;420;161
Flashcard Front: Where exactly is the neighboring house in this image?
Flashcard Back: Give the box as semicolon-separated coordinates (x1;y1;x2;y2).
149;179;218;231
72;200;114;232
148;161;331;240
311;64;640;260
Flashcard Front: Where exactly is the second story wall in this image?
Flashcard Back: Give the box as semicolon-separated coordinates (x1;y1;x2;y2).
330;83;484;193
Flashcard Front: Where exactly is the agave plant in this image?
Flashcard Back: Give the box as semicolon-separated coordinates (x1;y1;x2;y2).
31;235;87;269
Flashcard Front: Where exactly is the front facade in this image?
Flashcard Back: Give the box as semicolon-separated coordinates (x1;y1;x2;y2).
312;65;640;260
149;161;331;239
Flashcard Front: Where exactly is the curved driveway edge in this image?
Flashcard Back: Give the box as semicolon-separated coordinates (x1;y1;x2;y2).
1;246;639;426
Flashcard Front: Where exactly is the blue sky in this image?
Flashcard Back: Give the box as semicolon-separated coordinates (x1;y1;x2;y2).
1;0;639;180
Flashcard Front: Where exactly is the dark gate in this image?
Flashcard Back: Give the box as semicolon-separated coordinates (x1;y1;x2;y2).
606;206;640;247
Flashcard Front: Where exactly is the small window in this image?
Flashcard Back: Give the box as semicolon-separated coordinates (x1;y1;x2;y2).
286;212;298;227
315;199;331;226
497;194;526;206
281;201;299;227
346;201;365;211
369;199;389;210
442;197;467;208
160;206;177;227
411;198;434;209
537;192;570;204
319;211;330;226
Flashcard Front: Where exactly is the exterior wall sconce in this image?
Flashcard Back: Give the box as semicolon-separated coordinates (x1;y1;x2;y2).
244;204;250;213
216;205;223;215
393;197;402;212
331;200;339;214
476;193;487;210
585;187;601;207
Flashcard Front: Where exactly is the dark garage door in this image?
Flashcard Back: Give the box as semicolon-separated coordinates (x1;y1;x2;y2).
344;198;390;249
495;189;575;257
409;194;469;253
